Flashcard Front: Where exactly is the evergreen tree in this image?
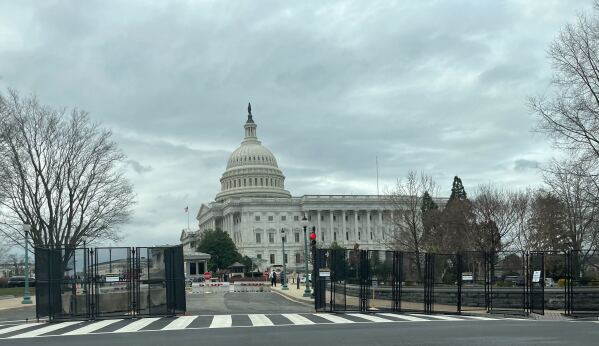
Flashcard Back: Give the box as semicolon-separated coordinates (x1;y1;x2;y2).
448;176;467;203
421;191;438;214
196;229;242;272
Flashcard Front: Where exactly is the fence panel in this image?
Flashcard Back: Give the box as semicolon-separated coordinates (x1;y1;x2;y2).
569;250;599;316
430;253;460;314
488;252;527;314
460;252;488;312
399;252;427;313
529;252;544;315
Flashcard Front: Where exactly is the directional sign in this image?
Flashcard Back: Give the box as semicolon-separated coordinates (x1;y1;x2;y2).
319;268;331;277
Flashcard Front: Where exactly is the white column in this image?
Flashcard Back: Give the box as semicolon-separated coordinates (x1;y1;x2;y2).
342;210;347;243
378;210;383;242
317;210;322;242
367;210;371;243
354;210;359;241
329;210;334;243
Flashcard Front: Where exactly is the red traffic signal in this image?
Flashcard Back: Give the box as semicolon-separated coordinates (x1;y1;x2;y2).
310;232;316;240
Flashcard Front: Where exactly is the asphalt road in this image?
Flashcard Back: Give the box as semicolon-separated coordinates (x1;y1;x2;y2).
0;306;36;323
0;319;597;346
186;292;312;314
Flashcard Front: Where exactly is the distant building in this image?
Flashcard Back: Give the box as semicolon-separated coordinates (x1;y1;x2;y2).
183;105;443;273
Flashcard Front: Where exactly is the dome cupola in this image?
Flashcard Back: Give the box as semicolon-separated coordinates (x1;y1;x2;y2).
215;103;291;201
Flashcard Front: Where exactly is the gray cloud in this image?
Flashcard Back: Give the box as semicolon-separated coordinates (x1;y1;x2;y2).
127;159;153;174
0;0;592;246
514;159;540;172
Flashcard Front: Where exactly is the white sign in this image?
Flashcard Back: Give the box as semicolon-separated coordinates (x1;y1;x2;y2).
532;270;541;283
462;274;473;281
105;275;119;283
319;269;331;277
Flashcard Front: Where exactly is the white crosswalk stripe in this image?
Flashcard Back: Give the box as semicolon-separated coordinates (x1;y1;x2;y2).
9;321;82;339
162;316;198;330
410;314;463;321
0;313;531;339
248;314;274;326
346;313;394;323
0;323;42;335
282;314;315;325
209;315;232;328
113;317;161;333
63;319;122;335
377;313;429;321
318;313;356;324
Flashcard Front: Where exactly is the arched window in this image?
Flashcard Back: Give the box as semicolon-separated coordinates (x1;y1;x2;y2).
254;178;258;186
244;178;246;186
260;178;263;186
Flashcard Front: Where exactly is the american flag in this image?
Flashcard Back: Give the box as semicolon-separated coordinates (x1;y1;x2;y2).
184;206;188;213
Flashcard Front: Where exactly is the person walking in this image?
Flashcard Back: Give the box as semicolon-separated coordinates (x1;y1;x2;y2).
270;269;277;287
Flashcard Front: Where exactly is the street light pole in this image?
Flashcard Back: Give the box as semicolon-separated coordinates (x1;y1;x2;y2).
301;215;311;297
281;228;288;290
22;223;32;304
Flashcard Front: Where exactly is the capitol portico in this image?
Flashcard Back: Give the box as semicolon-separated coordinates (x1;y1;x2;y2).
181;104;430;273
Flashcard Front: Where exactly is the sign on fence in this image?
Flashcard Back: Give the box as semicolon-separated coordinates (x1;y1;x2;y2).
532;270;541;283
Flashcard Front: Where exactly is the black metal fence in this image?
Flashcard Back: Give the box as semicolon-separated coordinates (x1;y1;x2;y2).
314;248;599;316
35;245;186;321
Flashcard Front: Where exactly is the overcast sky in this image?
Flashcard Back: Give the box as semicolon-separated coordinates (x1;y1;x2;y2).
0;0;592;246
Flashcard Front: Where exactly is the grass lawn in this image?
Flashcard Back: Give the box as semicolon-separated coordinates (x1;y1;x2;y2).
0;287;36;298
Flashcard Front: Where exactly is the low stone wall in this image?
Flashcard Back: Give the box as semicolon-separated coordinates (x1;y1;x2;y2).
60;287;167;314
326;284;599;311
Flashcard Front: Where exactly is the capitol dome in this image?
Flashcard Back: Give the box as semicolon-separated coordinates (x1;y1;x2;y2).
215;104;291;202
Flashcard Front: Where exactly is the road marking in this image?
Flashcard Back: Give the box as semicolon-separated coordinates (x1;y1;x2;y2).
377;313;429;321
9;321;81;338
317;314;356;324
0;323;41;335
162;316;198;330
209;315;232;328
113;318;161;333
410;314;463;321
282;314;315;325
459;315;499;321
346;313;394;323
63;319;122;335
248;314;273;326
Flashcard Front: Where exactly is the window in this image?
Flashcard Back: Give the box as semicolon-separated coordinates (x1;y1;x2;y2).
255;233;261;243
370;215;372;221
268;215;274;221
308;215;312;221
249;179;252;186
294;215;299;221
244;178;246;186
269;233;275;243
257;254;262;260
345;215;348;221
281;215;286;221
358;232;361;240
334;232;337;241
333;215;336;221
320;215;324;221
358;215;361;221
370;232;373;240
270;254;275;264
295;253;301;264
260;178;263;186
255;215;260;221
346;232;349;241
255;178;258;186
294;232;300;243
321;233;324;241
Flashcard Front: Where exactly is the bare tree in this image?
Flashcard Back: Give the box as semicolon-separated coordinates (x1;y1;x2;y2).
543;159;599;260
530;3;599;166
0;89;135;250
470;184;522;252
384;171;438;278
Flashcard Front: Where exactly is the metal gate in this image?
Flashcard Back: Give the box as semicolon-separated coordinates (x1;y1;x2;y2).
529;252;544;315
35;245;186;321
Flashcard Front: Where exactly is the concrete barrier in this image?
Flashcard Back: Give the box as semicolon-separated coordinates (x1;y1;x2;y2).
232;282;271;293
190;282;231;294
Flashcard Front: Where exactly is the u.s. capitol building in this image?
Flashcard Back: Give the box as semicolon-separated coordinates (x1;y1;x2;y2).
182;105;415;273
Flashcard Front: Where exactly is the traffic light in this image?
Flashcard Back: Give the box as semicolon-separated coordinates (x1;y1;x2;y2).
310;227;317;246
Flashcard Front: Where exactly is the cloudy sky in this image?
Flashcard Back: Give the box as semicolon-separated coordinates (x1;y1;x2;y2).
0;0;592;246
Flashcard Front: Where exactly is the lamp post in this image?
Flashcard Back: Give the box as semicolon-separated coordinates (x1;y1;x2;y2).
281;228;288;290
22;223;32;304
301;215;311;297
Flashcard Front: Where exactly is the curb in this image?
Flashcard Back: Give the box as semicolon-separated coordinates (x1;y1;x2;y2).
271;289;314;306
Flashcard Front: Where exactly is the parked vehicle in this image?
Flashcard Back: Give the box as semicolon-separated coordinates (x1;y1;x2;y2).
7;276;36;288
300;274;312;283
545;278;556;287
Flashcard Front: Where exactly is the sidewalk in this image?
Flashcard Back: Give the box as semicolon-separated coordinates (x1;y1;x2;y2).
0;296;36;311
270;281;314;305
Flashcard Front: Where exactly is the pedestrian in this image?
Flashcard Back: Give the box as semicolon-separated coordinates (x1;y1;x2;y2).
273;270;277;287
269;269;275;287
